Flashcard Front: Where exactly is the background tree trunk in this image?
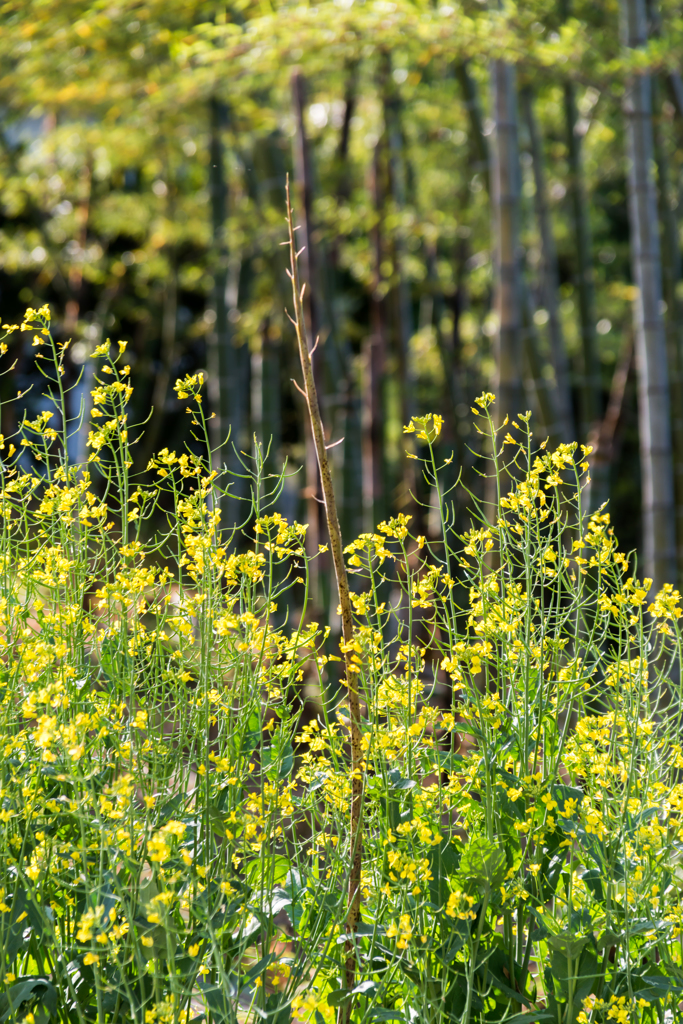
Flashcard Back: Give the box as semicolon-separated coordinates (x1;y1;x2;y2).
385;57;417;513
490;59;524;429
520;85;574;445
564;82;602;452
621;0;676;590
653;78;683;588
208;98;250;531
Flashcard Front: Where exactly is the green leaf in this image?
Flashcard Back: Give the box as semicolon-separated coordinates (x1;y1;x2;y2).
326;988;352;1007
581;868;603;901
262;739;294;781
279;745;295;779
551;785;584;816
265;993;291;1024
197;980;237;1023
302;892;343;936
546;933;590;960
208;807;228;837
0;978;58;1023
387;769;416;791
244;855;291;889
630;971;683;1002
483;948;531;1005
264;887;292;917
244;953;278;984
595;929;621;950
504;1014;555;1024
353;980;378;996
428;841;461;907
308;774;326;793
627;918;670;935
459;835;506;891
3;890;29;963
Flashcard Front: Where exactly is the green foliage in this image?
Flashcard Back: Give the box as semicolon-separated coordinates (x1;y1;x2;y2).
1;0;682;564
1;308;683;1023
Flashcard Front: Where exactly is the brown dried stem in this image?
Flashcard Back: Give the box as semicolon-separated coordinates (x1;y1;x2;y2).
284;177;363;1020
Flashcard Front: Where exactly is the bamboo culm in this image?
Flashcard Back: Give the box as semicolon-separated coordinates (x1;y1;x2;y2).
520;85;574;445
620;0;677;591
490;58;524;430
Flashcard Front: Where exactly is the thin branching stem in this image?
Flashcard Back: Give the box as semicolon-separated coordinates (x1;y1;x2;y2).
285;177;364;1016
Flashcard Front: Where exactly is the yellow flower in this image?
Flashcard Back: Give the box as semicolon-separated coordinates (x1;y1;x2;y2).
291;989;333;1023
474;391;495;410
445;890;477;921
649;582;682;620
403;413;443;443
83;952;99;966
162;820;186;837
386;913;414;949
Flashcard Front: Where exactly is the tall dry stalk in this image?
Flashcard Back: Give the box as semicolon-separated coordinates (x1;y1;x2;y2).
285;179;363;1021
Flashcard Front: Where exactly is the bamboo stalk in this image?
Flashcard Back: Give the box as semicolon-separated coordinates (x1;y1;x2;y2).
563;79;601;451
364;133;388;532
207;98;250;527
455;62;489;192
490;57;524;430
384;55;417;511
520;84;574;444
620;0;677;591
521;281;562;447
285;178;363;1020
332;67;363;546
653;76;683;589
589;334;633;501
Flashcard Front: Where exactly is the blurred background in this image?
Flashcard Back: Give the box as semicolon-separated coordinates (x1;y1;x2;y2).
3;0;683;621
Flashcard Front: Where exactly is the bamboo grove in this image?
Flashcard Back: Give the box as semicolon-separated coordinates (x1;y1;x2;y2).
2;0;683;615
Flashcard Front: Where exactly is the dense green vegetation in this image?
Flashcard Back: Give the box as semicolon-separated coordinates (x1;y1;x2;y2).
3;310;683;1024
4;2;683;1022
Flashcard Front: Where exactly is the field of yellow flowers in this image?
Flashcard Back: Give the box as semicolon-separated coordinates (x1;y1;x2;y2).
2;308;683;1024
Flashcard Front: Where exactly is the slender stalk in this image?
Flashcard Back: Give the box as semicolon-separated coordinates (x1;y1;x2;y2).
292;69;324;609
285;178;363;1020
620;0;677;591
333;65;363;547
141;258;177;463
520;84;574;443
653;77;683;588
563;78;601;451
364;134;388;532
455;62;489;192
207;95;230;465
590;335;634;509
385;64;415;412
208;97;250;529
490;57;524;429
522;280;563;447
